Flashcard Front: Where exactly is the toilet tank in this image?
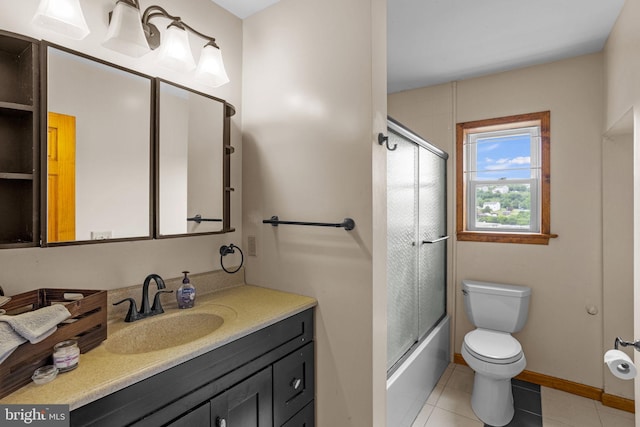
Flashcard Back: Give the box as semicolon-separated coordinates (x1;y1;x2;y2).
462;280;531;333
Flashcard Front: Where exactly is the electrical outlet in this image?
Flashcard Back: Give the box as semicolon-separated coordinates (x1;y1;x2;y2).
247;235;257;256
91;231;112;240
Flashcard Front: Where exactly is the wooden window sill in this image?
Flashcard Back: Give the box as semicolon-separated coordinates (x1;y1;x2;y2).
457;231;558;245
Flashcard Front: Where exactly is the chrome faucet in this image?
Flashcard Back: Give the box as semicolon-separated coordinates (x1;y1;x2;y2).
113;274;173;322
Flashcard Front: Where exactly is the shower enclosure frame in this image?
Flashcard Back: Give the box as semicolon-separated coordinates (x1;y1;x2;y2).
386;117;451;427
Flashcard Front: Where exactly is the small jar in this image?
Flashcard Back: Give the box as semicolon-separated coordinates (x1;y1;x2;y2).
32;365;58;385
53;339;79;372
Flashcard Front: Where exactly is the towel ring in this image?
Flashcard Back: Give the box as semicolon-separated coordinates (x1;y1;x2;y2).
219;244;244;274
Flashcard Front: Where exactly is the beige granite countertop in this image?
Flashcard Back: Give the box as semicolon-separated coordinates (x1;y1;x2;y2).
0;284;316;410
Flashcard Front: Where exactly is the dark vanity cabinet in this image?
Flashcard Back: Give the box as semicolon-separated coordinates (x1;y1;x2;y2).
168;367;273;427
71;309;315;427
0;30;39;248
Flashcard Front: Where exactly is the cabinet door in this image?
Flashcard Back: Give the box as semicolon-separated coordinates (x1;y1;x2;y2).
210;367;272;427
281;402;314;427
273;343;314;426
165;402;210;427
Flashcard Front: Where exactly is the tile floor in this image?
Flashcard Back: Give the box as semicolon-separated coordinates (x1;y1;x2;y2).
411;364;635;427
503;379;542;426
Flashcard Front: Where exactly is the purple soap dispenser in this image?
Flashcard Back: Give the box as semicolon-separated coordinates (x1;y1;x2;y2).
176;271;196;309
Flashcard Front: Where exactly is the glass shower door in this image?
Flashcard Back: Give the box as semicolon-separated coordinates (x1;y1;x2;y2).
386;131;418;370
418;149;447;338
387;119;448;372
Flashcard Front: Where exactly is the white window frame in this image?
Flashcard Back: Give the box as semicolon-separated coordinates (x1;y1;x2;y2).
465;126;541;233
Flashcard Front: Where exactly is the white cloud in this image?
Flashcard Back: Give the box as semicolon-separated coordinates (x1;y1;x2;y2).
486;156;530;170
479;143;500;152
509;156;530;165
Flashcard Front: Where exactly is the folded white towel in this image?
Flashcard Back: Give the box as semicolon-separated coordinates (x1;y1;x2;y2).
0;304;71;344
0;322;26;364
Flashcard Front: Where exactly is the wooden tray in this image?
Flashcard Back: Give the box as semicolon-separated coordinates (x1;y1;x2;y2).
0;288;107;399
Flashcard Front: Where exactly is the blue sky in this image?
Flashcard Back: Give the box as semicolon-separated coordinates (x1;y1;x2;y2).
475;134;531;180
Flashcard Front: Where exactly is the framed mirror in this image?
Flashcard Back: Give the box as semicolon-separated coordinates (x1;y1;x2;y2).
43;44;153;244
156;80;234;237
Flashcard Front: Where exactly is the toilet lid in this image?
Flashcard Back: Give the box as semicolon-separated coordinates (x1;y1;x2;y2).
464;329;523;364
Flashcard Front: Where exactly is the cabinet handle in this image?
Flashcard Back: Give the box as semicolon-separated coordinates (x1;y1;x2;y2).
291;378;302;390
216;417;227;427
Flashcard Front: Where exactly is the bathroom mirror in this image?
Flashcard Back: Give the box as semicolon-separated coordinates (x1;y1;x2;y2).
44;45;152;244
156;80;233;237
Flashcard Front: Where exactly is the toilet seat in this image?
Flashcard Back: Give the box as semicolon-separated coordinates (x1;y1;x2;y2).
464;329;522;364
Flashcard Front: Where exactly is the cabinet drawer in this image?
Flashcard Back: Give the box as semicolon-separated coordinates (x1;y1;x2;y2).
165;402;210;427
281;401;314;427
273;342;314;426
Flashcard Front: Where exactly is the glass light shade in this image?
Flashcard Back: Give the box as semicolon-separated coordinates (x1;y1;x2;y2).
195;44;230;88
156;23;196;72
32;0;90;40
102;1;150;57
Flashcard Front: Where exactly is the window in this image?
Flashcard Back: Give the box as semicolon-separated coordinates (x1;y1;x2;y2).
456;111;556;244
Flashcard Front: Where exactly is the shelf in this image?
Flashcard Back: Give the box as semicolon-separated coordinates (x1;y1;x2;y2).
0;172;33;180
0;101;34;112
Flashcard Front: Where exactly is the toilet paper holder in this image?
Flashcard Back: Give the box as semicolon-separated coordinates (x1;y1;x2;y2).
615;337;640;352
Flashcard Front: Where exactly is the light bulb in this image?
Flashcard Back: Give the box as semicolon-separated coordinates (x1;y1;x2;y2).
103;0;150;57
156;22;196;72
32;0;90;40
195;43;230;88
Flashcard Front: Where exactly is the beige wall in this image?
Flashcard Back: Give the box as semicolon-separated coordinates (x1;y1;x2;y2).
603;121;634;400
0;0;243;292
242;0;387;425
390;53;607;389
604;0;640;412
604;0;640;131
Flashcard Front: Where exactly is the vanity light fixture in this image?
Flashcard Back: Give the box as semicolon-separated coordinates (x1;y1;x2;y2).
32;0;90;40
102;0;150;57
103;3;230;87
195;42;230;87
155;20;196;72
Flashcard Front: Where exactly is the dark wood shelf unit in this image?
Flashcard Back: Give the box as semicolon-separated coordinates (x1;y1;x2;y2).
0;30;39;248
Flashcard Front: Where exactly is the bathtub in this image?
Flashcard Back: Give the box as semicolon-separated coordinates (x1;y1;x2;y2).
386;315;451;427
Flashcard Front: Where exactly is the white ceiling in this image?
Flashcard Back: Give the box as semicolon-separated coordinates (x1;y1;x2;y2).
387;0;626;93
211;0;280;19
212;0;626;94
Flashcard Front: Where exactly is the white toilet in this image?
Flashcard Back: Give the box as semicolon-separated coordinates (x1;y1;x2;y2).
461;280;531;427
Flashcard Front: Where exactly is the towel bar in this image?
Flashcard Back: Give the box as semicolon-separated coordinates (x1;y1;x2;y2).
263;216;355;231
